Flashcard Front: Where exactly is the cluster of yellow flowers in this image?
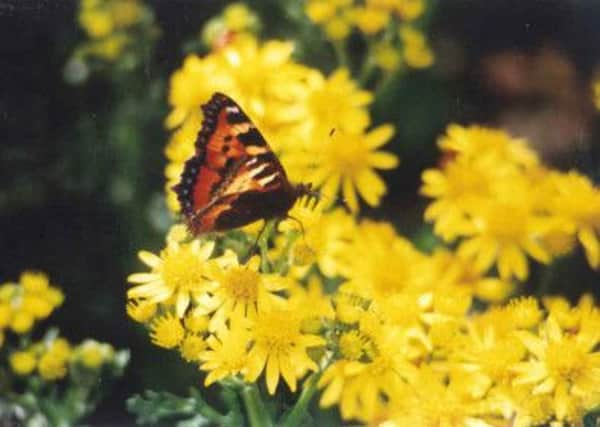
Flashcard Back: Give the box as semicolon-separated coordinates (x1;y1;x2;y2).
128;4;600;426
164;33;398;214
0;271;63;344
305;0;434;70
2;271;128;425
77;0;152;61
128;215;600;425
9;336;116;379
422;124;600;280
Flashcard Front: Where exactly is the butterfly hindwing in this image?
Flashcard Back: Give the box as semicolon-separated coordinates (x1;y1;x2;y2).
174;92;298;234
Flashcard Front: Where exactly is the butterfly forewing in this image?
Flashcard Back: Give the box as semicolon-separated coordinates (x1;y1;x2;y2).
173;92;298;234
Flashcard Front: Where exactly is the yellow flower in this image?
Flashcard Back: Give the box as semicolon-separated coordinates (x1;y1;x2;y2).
126;299;157;323
245;308;325;394
127;240;216;317
548;171;600;268
427;248;514;302
324;17;352;40
305;68;372;136
76;339;114;369
393;0;425;20
438;124;539;168
10;350;37;375
337;221;424;301
199;321;251;385
351;6;390;35
223;3;258;32
38;338;71;381
374;42;402;71
512;316;600;421
0;302;13;328
279;202;355;277
150;312;185;349
198;253;291;331
310;125;398;212
10;311;34;334
319;326;417;421
400;26;434;68
457;196;552;281
287;278;335;334
79;9;114;39
20;271;50;293
179;334;206;362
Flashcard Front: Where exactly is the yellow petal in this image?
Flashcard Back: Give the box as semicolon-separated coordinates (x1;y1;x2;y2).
365;124;395;149
127;273;160;284
320;376;343;407
356;169;385;207
342;176;358;212
138;251;162;268
266;355;280;395
578;227;600;268
367;151;399;170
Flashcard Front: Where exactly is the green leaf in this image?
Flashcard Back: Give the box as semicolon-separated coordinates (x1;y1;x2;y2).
127;389;227;426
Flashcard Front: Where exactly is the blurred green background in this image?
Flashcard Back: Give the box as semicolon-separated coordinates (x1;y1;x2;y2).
1;0;599;423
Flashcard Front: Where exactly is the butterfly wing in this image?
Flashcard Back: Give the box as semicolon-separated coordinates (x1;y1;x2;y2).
173;93;297;234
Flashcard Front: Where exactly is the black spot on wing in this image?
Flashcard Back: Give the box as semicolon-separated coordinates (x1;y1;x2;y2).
237;128;267;146
226;112;249;124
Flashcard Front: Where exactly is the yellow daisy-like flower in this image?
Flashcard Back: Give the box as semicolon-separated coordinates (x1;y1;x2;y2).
511;316;600;422
198;253;290;331
199;321;251;386
305;68;372;136
127;240;215;317
310;125;398;212
179;334;206;362
548;171;600;268
126;299;157;323
400;26;434;69
337;221;424;300
75;339;114;369
457;195;551;281
150;312;185;349
9;350;37;375
437;124;539;168
38;338;71;381
279;201;355;277
245;308;325;394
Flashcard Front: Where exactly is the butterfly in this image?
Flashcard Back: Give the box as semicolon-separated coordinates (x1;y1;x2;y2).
173;92;317;235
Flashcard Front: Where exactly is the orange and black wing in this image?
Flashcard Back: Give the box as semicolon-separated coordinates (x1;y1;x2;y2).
173;92;297;234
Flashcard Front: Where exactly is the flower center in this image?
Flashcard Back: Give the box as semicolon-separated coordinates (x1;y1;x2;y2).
223;267;260;303
546;340;586;383
254;311;298;353
161;247;206;292
339;331;371;361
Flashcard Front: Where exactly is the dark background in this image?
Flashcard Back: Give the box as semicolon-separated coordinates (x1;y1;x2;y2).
1;0;599;423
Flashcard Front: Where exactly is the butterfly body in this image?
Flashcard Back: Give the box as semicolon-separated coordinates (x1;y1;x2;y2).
173;92;314;235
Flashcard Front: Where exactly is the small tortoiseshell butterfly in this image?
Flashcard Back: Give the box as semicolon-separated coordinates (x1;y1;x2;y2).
173;92;316;235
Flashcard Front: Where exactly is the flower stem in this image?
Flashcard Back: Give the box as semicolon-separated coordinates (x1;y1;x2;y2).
280;374;320;427
241;383;273;427
332;40;349;69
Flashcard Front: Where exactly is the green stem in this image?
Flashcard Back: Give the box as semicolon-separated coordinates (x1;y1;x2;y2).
189;388;229;423
241;383;273;427
258;221;275;273
280;374;320;427
332;40;349;69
